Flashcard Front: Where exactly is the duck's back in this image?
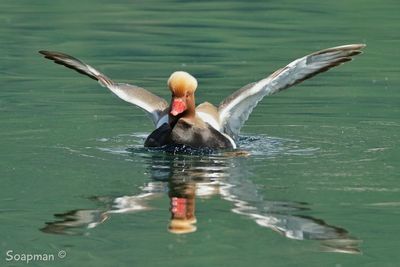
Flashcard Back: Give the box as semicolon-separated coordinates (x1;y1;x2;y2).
144;119;234;149
170;119;233;149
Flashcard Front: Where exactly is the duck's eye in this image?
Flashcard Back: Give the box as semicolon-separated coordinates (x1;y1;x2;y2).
185;92;190;98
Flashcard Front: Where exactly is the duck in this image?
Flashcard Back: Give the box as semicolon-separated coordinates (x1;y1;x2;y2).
39;44;365;150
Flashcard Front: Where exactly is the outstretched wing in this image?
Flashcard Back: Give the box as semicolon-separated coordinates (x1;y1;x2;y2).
218;44;366;139
39;51;169;127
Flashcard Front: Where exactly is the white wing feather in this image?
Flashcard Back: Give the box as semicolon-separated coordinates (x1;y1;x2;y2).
218;44;366;139
39;51;169;127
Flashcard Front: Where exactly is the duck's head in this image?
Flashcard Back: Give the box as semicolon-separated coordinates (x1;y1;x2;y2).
168;71;198;117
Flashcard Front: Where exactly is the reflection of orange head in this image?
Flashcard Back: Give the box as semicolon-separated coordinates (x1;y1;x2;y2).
168;218;197;234
168;196;197;234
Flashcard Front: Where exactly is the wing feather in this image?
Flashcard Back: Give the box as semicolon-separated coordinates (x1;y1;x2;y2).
218;44;366;138
39;51;169;127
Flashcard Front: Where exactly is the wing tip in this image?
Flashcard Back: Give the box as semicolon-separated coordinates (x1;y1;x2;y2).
313;43;366;57
330;44;366;51
38;50;62;62
38;50;55;60
38;50;69;60
339;43;366;49
38;50;99;81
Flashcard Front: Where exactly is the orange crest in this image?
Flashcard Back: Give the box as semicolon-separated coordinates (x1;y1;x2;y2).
168;71;198;96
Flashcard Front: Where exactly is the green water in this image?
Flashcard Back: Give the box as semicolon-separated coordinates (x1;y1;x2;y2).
1;0;399;266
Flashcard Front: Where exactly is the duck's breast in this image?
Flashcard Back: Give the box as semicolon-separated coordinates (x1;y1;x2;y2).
171;119;234;149
144;123;172;147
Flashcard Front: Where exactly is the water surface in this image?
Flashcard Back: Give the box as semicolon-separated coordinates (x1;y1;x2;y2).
1;0;399;266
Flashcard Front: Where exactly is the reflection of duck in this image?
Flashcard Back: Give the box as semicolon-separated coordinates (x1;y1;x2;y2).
40;44;364;149
41;153;361;254
168;182;197;234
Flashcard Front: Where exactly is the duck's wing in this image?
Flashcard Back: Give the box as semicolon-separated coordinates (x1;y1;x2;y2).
39;51;169;127
218;44;366;139
196;102;221;131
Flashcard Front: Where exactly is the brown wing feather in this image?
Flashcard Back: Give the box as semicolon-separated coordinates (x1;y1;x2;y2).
219;44;366;138
39;50;169;127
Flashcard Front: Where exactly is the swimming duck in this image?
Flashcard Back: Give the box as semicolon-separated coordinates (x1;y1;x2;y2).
39;44;365;149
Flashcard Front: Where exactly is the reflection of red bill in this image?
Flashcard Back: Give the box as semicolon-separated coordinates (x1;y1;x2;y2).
171;197;187;218
170;98;186;116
